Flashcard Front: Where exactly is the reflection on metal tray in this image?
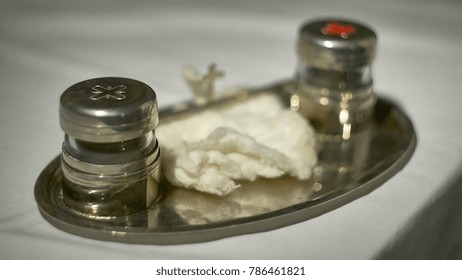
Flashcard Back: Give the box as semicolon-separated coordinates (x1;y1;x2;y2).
35;81;416;244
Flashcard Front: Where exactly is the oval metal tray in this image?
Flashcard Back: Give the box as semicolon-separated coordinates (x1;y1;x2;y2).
35;81;416;244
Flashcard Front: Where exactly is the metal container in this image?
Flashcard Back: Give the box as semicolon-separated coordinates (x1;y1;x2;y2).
293;19;377;181
59;77;161;216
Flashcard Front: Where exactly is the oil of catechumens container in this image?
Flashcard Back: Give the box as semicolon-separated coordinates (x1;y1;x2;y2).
59;77;161;217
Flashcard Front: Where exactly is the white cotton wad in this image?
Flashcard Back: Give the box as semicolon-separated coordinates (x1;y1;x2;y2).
156;94;317;196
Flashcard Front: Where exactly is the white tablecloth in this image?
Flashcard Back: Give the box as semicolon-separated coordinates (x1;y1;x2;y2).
1;0;461;259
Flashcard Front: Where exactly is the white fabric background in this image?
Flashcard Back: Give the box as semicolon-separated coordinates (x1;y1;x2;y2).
1;0;461;259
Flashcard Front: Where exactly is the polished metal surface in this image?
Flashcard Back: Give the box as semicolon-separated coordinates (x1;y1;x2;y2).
295;18;376;134
35;81;417;244
297;19;377;71
296;19;377;180
59;77;161;217
60;77;159;143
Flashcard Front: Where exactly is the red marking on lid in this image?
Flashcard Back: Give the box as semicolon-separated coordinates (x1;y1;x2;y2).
321;22;356;38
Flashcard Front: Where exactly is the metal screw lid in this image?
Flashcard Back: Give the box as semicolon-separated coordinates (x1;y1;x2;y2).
297;19;377;71
60;77;159;143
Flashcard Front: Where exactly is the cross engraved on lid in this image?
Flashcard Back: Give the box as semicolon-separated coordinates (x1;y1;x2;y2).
321;22;356;38
90;85;127;100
